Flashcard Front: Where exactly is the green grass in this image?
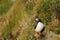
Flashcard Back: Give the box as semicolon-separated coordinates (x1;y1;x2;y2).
2;11;22;38
55;29;60;34
36;0;52;25
2;21;15;38
0;0;13;16
20;18;35;40
2;0;26;38
25;1;35;12
21;0;27;4
2;13;16;38
1;0;60;39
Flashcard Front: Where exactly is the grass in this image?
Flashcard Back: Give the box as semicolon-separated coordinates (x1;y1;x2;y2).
0;0;60;39
36;0;52;25
2;0;27;38
55;29;60;34
2;20;15;38
25;0;35;12
21;0;27;4
0;0;13;16
20;16;35;40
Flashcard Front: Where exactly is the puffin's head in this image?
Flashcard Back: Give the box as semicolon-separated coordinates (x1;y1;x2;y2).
34;16;42;22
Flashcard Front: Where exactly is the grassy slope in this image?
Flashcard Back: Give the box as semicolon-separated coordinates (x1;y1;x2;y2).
0;0;13;38
1;0;36;39
0;0;60;40
0;0;13;16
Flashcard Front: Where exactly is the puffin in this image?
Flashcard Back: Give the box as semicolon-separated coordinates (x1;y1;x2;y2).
34;17;45;33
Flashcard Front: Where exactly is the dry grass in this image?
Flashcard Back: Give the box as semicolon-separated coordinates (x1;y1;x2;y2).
0;0;60;40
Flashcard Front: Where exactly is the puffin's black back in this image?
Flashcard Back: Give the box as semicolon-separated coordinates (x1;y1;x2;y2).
38;19;42;22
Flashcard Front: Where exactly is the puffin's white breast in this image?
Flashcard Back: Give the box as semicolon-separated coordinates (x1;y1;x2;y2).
35;22;44;32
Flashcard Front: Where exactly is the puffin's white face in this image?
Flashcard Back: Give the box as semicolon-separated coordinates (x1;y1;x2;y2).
35;18;39;21
35;18;39;22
